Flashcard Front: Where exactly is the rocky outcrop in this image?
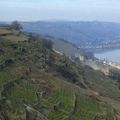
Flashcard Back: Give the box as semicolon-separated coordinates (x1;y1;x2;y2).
53;101;61;111
36;91;46;106
24;104;48;120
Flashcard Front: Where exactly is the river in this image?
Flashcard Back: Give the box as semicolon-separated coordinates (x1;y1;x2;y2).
95;49;120;63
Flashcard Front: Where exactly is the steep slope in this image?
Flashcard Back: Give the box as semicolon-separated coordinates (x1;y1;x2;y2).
40;35;84;57
0;27;120;119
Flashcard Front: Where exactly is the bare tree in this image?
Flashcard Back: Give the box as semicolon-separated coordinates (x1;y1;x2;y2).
11;21;22;31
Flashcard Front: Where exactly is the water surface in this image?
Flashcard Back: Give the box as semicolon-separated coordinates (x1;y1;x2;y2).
95;49;120;63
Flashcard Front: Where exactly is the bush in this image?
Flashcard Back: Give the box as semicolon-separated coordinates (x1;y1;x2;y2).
42;39;53;50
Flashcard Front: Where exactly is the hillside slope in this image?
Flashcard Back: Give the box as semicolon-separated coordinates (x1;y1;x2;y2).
40;35;84;57
22;21;120;49
0;27;120;120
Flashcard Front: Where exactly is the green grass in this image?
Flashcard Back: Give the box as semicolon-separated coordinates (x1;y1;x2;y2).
47;88;74;120
5;80;38;107
0;38;15;47
41;79;75;120
72;94;103;120
105;107;115;120
0;55;5;63
45;79;106;120
84;68;120;100
0;70;16;86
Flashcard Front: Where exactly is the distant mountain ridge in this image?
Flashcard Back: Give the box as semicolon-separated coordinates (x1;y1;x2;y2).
22;21;120;49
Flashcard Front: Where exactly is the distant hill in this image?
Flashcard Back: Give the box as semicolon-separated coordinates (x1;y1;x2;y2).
43;35;84;57
22;21;120;49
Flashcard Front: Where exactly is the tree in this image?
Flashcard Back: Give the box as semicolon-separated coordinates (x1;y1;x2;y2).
11;21;22;31
42;39;53;50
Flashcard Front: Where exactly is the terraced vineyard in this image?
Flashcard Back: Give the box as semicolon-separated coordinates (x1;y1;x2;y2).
0;26;120;119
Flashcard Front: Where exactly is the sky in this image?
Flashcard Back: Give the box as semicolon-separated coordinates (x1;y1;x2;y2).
0;0;120;22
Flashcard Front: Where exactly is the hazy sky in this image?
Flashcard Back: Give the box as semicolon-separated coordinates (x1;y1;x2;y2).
0;0;120;22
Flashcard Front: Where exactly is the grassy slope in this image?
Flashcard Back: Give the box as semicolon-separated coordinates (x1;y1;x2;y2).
43;36;83;57
0;28;120;119
0;27;28;41
0;28;12;35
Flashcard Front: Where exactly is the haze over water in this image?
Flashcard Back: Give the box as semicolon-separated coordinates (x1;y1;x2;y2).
95;49;120;63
